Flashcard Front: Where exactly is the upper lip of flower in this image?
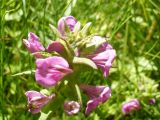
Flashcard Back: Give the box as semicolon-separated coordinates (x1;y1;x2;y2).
35;56;73;87
52;64;73;73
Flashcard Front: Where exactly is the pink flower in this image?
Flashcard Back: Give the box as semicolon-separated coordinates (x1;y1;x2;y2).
35;56;73;87
80;84;111;115
25;91;55;114
23;32;45;58
58;16;77;36
46;41;64;53
64;101;80;116
122;99;140;114
88;43;116;77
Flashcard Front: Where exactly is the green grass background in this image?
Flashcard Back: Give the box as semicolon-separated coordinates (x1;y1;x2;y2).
0;0;160;119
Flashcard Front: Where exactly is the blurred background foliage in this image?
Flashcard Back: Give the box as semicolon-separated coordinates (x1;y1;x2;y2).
0;0;160;119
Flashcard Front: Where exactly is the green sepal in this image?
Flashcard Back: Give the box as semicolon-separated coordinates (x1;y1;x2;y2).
73;21;81;34
49;24;62;38
58;39;75;60
80;22;92;37
73;57;97;69
80;36;107;55
86;36;106;48
40;89;51;96
32;51;59;58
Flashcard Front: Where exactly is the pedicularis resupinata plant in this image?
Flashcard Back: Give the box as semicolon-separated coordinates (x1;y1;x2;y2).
23;16;118;117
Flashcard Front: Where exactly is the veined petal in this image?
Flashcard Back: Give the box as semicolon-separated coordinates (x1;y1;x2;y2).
88;42;116;77
23;32;45;58
25;91;44;101
35;57;72;87
28;32;39;42
80;84;111;115
122;99;140;114
47;56;69;68
47;41;64;53
85;99;100;115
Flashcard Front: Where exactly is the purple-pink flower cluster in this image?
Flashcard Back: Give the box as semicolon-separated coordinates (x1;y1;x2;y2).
24;16;116;115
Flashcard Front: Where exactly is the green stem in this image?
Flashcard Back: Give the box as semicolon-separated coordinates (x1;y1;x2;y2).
0;0;5;119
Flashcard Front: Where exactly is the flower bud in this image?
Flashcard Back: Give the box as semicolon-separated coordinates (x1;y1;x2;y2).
58;16;77;36
23;32;45;58
64;101;80;115
149;98;156;105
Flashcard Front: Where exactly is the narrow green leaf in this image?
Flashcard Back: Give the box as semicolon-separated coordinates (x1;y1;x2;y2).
12;70;35;76
64;4;72;16
75;84;82;105
64;0;77;16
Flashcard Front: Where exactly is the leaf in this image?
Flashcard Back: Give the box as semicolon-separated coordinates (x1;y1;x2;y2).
39;111;52;120
40;89;50;96
12;70;35;76
75;84;82;105
10;83;16;95
64;4;72;16
5;9;23;21
64;0;77;16
73;57;97;69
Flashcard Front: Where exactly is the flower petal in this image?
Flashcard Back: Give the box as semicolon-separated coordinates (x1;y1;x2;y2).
80;84;111;115
85;99;100;115
88;42;116;77
47;41;64;53
122;99;140;114
23;32;45;58
35;57;72;87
